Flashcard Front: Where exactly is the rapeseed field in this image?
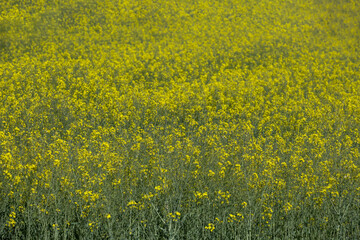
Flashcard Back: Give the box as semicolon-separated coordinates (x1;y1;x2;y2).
1;0;360;239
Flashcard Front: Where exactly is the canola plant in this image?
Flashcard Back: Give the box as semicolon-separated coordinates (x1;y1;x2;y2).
1;0;360;239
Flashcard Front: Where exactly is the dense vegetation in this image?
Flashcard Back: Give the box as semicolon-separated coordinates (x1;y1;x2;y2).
1;0;360;239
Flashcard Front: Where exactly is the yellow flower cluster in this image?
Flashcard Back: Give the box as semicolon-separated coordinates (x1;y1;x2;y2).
1;0;360;238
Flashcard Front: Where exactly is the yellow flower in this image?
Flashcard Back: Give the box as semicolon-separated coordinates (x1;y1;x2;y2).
205;223;215;232
127;200;137;208
283;202;292;214
6;212;16;228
